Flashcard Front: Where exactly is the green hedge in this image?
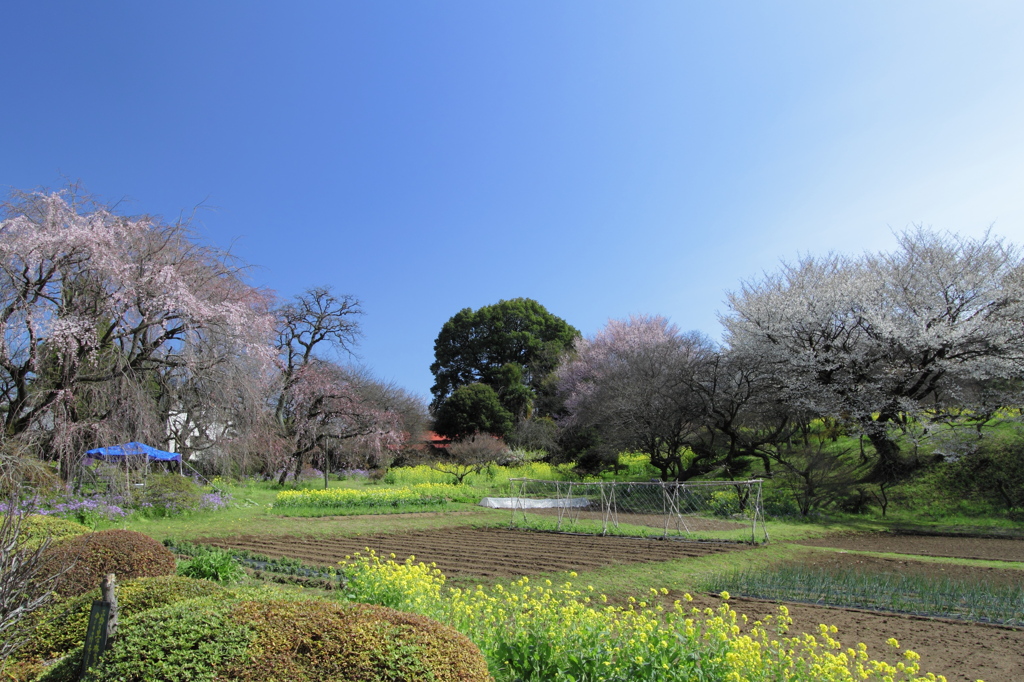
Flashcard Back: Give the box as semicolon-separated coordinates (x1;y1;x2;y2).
40;596;492;682
15;575;227;664
5;514;90;551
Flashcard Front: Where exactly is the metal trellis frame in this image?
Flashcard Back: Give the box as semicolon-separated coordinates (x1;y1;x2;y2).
508;478;769;544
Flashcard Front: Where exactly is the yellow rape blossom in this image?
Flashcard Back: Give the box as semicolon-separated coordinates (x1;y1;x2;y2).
333;550;944;682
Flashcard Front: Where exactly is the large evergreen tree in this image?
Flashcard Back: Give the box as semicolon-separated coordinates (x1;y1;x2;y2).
429;298;578;425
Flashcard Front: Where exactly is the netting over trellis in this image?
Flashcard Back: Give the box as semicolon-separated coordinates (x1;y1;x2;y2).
507;478;768;544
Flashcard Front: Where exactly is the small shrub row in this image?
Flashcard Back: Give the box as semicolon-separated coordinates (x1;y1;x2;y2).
248;569;340;591
167;539;341;583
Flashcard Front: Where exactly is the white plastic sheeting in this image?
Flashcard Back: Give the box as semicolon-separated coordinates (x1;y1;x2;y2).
478;497;590;509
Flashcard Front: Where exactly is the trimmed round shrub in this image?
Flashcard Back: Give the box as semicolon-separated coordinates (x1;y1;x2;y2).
42;597;493;682
38;529;177;598
221;600;492;682
140;473;202;516
16;575;226;664
16;514;90;550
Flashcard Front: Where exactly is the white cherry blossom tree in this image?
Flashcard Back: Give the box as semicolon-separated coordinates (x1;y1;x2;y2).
723;228;1024;482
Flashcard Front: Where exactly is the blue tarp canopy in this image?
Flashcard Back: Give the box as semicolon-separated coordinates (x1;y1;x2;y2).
85;441;182;463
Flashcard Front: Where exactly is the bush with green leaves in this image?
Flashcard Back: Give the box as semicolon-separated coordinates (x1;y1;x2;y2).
177;546;246;583
40;596;492;682
140;473;202;516
38;529;177;598
14;575;226;665
760;482;803;518
37;596;248;682
15;515;90;550
707;488;742;517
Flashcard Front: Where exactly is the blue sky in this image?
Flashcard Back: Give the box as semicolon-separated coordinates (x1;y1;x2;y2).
3;2;1024;399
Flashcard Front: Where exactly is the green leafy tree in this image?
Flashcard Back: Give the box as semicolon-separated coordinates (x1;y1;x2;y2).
430;298;578;422
432;384;513;439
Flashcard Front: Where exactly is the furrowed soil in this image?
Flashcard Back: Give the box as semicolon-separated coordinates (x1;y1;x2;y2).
795;531;1024;563
196;526;749;577
792;549;1024;585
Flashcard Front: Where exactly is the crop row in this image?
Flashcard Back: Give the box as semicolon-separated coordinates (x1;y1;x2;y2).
702;564;1024;626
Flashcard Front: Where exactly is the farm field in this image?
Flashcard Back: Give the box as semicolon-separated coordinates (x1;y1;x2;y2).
72;473;1021;682
191;522;1024;682
195;527;751;578
790;550;1024;586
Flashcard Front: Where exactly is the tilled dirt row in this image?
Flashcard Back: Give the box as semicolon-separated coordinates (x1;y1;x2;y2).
196;527;749;578
794;549;1024;585
796;532;1024;563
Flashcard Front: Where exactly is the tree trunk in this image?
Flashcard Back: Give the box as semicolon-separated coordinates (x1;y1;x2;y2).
865;430;905;484
278;453;304;486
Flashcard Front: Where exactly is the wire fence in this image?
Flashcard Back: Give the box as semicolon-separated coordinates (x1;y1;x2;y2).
507;478;768;544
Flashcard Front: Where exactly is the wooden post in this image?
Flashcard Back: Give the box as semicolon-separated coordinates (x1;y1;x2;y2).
79;574;117;677
100;573;117;649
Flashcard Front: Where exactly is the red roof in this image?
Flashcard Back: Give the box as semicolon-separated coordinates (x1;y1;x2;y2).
426;431;450;448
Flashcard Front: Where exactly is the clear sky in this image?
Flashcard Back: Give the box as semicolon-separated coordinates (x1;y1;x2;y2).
3;2;1024;399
